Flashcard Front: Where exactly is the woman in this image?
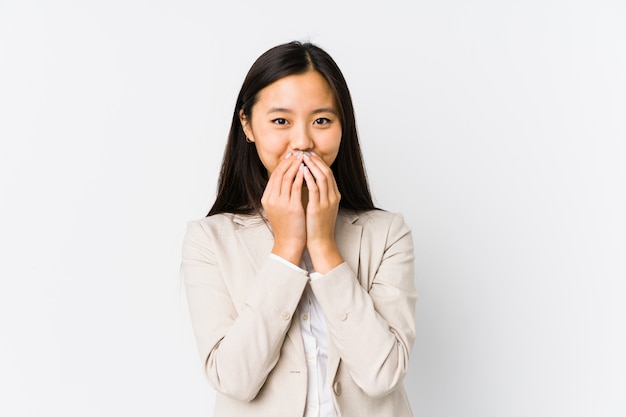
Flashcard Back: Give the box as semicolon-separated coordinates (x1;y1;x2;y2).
182;41;417;417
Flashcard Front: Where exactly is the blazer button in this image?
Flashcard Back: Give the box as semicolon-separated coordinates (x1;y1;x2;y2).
280;311;291;321
333;380;342;396
339;312;348;321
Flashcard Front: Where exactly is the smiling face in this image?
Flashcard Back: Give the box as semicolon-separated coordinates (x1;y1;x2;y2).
240;70;342;176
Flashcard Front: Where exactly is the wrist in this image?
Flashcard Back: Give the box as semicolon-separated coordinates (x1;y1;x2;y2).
307;241;343;274
272;240;305;266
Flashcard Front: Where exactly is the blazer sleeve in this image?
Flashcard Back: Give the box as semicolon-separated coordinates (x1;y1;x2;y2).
181;219;309;401
309;212;417;397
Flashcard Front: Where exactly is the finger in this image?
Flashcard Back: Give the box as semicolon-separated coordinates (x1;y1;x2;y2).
280;156;303;197
263;154;298;209
272;151;296;175
302;152;336;180
265;153;289;186
302;164;319;205
308;154;338;196
267;153;297;193
302;153;330;204
290;163;305;204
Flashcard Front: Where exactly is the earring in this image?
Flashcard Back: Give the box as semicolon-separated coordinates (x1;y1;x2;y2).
245;136;253;143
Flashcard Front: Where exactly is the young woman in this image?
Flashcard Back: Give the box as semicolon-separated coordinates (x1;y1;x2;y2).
182;41;417;417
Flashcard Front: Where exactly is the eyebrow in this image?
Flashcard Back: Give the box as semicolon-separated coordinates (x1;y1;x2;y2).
266;107;338;115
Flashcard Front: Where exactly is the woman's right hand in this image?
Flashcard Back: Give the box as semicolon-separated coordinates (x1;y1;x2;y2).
261;151;307;265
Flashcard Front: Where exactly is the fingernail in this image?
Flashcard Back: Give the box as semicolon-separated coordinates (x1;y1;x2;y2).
284;152;292;159
297;151;304;159
303;152;311;161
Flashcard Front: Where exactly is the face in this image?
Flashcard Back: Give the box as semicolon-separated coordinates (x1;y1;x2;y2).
240;70;342;176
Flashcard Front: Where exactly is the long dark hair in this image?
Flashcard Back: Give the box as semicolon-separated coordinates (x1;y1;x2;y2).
208;41;375;216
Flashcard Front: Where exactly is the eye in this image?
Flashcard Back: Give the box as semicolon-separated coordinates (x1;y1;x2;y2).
271;118;288;125
313;117;331;125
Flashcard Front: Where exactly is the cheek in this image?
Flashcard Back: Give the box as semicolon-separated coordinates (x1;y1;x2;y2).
255;148;279;174
321;130;342;166
323;153;339;168
254;138;288;174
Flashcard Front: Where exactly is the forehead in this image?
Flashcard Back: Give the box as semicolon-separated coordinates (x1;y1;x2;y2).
255;71;337;108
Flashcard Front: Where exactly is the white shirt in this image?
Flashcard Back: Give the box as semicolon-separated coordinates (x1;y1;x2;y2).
270;251;338;417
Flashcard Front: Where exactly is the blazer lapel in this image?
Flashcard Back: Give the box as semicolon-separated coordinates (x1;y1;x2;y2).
335;211;363;276
232;214;274;274
232;213;307;360
328;211;363;380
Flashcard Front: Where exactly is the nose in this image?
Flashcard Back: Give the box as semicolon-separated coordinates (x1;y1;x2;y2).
290;125;313;152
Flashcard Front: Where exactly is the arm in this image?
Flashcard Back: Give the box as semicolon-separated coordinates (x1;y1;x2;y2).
310;212;417;397
182;220;308;401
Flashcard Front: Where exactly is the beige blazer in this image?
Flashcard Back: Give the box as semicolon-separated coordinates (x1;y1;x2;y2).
182;209;417;417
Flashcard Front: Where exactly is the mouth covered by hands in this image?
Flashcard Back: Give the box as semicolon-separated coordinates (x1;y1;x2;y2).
262;151;343;273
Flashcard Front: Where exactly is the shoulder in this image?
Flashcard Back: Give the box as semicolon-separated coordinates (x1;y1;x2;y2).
343;209;410;233
186;213;265;234
183;213;266;251
340;209;412;247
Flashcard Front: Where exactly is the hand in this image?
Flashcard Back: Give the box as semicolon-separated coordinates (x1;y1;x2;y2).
262;152;307;265
302;152;344;273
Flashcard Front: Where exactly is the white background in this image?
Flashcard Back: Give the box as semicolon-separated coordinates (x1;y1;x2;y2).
1;0;625;416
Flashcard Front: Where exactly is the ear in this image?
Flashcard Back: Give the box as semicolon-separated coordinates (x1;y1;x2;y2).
239;109;254;142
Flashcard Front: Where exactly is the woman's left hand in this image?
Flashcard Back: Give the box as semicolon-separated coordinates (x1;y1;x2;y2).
302;152;344;273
